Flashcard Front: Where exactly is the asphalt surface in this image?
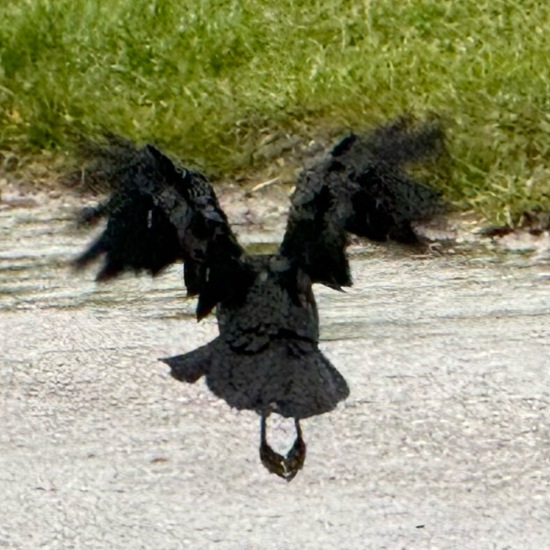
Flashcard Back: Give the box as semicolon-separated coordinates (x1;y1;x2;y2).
1;198;549;549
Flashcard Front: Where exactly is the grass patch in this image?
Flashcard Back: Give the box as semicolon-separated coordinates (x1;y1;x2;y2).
1;0;550;224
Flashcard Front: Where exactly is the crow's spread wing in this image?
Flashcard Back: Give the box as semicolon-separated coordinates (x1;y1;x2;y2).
74;137;248;319
280;117;446;287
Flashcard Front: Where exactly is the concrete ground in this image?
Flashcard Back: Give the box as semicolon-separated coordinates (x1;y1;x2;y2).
1;199;549;549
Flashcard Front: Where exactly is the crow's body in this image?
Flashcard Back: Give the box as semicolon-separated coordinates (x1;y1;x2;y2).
167;254;349;420
75;117;445;480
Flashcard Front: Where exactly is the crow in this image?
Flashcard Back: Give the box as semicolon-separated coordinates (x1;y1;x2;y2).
74;116;445;480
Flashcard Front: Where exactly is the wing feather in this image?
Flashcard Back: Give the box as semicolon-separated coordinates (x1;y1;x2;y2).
74;137;246;319
280;116;446;286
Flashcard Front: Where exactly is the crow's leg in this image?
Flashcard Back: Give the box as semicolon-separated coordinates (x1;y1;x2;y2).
283;419;307;482
259;414;286;479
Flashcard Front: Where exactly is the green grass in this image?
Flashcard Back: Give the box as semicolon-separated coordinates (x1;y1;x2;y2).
1;0;550;224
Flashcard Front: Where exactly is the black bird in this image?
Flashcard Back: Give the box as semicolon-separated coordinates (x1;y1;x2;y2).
74;117;445;480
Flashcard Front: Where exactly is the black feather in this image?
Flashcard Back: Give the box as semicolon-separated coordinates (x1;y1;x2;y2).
280;116;445;286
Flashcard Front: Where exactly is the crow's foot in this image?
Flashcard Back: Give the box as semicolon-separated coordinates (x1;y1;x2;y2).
259;415;307;481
